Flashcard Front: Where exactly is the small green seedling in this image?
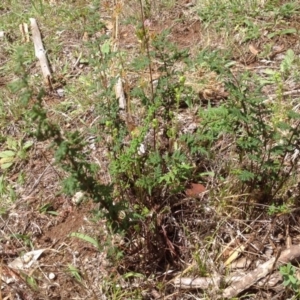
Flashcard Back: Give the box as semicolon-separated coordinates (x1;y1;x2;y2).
67;264;82;282
279;263;300;292
0;137;33;169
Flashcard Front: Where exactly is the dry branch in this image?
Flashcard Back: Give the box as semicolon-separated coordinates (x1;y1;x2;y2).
223;245;300;298
173;245;300;299
30;18;52;85
174;275;222;290
265;89;300;103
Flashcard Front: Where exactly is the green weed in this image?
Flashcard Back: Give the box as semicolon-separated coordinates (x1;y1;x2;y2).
280;263;300;294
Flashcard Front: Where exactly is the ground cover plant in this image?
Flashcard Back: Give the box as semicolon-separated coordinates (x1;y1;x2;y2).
1;0;300;299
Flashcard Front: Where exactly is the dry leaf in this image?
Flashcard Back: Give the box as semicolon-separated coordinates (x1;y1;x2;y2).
185;183;206;197
249;44;259;56
82;32;89;42
9;249;47;270
224;244;246;266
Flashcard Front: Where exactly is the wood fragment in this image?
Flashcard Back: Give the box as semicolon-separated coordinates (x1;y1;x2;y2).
111;2;126;111
174;275;222;290
115;76;126;110
29;18;52;85
230;256;252;270
19;23;29;42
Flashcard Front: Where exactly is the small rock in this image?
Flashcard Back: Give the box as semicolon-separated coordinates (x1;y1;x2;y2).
56;88;64;97
72;191;85;205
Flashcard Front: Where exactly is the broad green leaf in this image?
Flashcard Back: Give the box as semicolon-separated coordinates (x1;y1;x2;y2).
0;156;14;163
101;40;110;55
26;276;38;290
199;171;215;177
279;28;297;35
285;49;295;61
123;272;144;279
70;232;100;249
0;150;15;158
0;155;15;170
47;211;59;216
23;141;34;150
0;162;14;169
289;275;297;284
67;264;82;282
262;69;276;75
268;28;296;38
6;138;17;151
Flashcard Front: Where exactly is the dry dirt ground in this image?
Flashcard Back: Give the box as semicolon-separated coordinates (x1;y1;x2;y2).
1;1;300;299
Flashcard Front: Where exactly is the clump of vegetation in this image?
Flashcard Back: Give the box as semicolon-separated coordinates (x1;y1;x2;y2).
1;0;300;299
